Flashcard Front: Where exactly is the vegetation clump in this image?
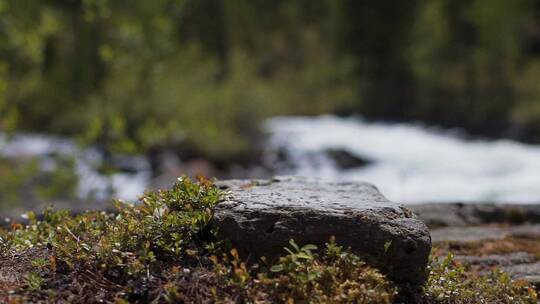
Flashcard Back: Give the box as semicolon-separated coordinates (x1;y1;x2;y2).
420;253;538;304
0;177;537;303
208;239;396;304
0;176;223;302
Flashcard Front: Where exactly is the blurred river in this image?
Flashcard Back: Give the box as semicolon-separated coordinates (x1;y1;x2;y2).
266;116;540;204
0;133;151;203
2;115;540;205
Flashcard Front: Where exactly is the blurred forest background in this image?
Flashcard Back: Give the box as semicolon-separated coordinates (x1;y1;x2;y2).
2;0;540;211
3;0;540;158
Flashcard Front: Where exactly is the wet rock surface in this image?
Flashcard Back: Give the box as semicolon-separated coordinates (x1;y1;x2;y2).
213;176;431;286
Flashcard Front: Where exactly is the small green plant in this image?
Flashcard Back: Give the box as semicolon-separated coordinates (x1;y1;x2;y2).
24;271;44;291
30;257;49;269
270;239;318;274
384;240;392;253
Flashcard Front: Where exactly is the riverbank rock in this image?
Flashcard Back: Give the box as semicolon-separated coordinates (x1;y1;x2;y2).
410;203;540;228
504;262;540;288
430;222;540;287
430;224;540;243
213;176;431;286
324;148;371;169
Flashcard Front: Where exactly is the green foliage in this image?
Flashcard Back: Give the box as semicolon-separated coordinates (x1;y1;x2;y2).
260;238;396;303
0;156;78;209
0;0;354;160
0;61;14;132
209;238;397;304
9;1;540;158
0;158;39;206
30;257;49;269
423;253;538;303
23;271;44;291
3;176;222;278
269;239;318;273
35;156;78;200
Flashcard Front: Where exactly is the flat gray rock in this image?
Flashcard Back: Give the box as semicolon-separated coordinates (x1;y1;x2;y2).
430;224;540;243
411;203;540;228
503;262;540;287
453;252;535;267
451;254;540;287
213;176;431;286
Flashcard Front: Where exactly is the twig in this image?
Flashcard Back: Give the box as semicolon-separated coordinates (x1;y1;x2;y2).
63;225;80;243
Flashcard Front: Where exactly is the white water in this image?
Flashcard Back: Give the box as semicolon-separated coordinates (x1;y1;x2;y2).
0;133;151;202
3;116;540;204
265;116;540;204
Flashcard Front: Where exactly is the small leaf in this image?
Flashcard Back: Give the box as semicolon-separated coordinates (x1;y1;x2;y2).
289;239;300;252
270;264;285;272
384;241;392;253
296;253;313;260
302;244;317;251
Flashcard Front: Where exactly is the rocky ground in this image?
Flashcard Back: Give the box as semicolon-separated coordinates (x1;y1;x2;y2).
412;203;540;288
0;177;539;303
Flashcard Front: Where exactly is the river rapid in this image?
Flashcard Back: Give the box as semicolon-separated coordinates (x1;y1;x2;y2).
266;116;540;204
